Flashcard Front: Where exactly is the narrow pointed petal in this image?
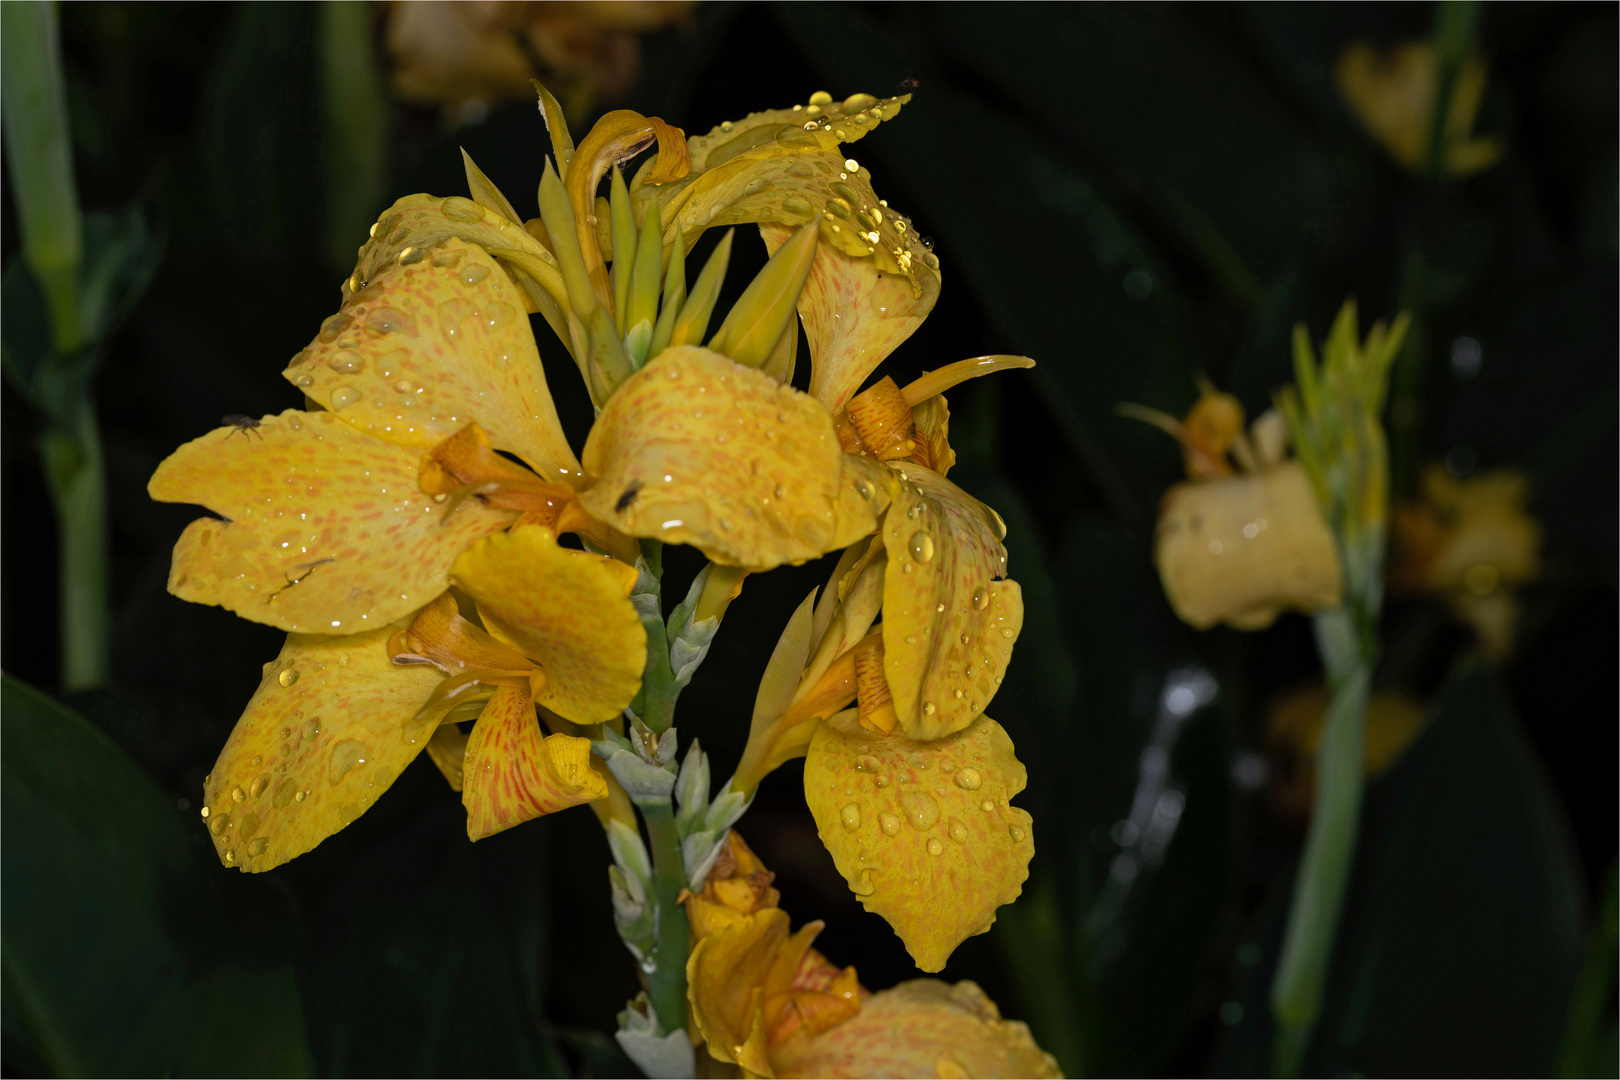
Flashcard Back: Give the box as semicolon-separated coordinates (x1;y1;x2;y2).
531;79;575;175
286;236;584;483
199;628;446;872
761;223;939;412
462;685;606;840
670;228;733;347
450;524;645;723
460;148;523;225
150;410;511;634
610;166;637;331
707;217;819;368
580;347;882;570
686;908;789;1077
426;722;468;790
626;192;666;336
881;467;1022;740
647;226;686;359
802;711;1034;973
771;979;1061;1079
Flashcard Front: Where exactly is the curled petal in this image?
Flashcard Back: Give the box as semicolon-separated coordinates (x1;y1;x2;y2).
761;214;938;413
288;236;583;483
450;524;645;723
567;109;690;303
880;467;1023;740
1155;463;1342;630
687;908;789;1076
802;711;1034;973
580;347;883;570
770;979;1061;1079
150;410;511;634
199;629;446;873
462;685;606;840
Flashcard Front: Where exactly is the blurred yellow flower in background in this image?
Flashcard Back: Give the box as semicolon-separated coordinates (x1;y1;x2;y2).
1264;683;1427;825
1390;464;1543;660
1336;41;1503;177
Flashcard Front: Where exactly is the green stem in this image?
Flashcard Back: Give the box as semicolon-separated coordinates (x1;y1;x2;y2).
1556;863;1619;1078
1270;609;1371;1076
40;399;110;691
641;801;691;1035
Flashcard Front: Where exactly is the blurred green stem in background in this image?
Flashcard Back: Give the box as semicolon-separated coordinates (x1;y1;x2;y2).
319;0;390;273
1556;864;1619;1079
2;0;106;690
1272;305;1408;1076
1427;1;1482;182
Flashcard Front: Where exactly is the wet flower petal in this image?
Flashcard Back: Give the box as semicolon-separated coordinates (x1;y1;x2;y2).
770;978;1061;1079
198;628;446;873
149;410;512;634
879;466;1022;740
686;908;787;1076
580;347;883;570
802;711;1034;973
462;684;607;840
287;237;583;483
450;524;645;723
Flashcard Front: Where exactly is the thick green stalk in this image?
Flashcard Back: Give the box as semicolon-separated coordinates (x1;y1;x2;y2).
318;0;389;273
39;399;109;690
641;801;691;1035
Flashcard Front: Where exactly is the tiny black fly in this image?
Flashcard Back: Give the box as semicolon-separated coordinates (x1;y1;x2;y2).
222;414;265;440
615;481;643;512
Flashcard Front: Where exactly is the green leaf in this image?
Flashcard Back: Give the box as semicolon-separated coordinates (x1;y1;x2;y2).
1;673;313;1076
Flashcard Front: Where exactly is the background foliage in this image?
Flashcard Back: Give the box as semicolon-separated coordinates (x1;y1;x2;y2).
3;3;1615;1076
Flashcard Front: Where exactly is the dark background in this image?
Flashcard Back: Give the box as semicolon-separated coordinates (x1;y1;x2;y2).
3;3;1616;1076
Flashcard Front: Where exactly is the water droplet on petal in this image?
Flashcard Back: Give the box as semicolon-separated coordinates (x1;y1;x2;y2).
209;813;231;836
278;667;300;687
927;838;943;856
302;718;322;740
1009;824;1027;842
330;386;360;410
955;767;983;791
840;803;861;830
249;772;272;798
247;837;270;857
231;786;246;803
880;813;901;836
923;701;936;716
981;799;995;811
908;532;935;563
338;652;351;667
972;586;990;611
904;791;940;831
328;739;372;784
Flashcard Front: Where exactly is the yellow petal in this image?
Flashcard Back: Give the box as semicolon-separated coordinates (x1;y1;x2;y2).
287;237;582;483
880;466;1023;740
579;347;882;570
150;410;512;634
198;628;445;873
802;711;1034;972
770;979;1061;1079
761;223;939;412
688;908;788;1077
910;394;955;478
685;92;910;175
449;524;645;723
461;685;606;840
1155;462;1342;630
425;722;468;790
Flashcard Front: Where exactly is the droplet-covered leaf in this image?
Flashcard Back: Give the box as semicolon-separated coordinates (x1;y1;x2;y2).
149;410;512;634
580;347;883;570
285;237;582;483
200;628;445;873
803;711;1034;972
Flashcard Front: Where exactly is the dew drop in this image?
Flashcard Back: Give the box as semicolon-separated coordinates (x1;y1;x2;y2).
782;194;812;216
318;314;353;343
923;701;936;716
880;812;902;836
854;755;881;772
238;813;260;839
338;652;351;666
278;667;300;687
295;373;314;388
295;791;308;802
302;718;322;740
200;806;210;819
231;786;246;803
483;301;516;329
875;774;890;788
460;263;490;286
209;813;231;836
904;791;941;831
330;386;360;410
809;90;833;106
1009;825;1027;842
398;246;428;266
955;768;983;791
972;586;990;611
328;350;365;374
840;803;862;830
843;92;877;112
287;415;303;430
908;532;935;563
249;772;272;798
274;780;297;808
248;837;270;857
328;739;372;784
927;838;944;856
224;849;236;864
981;799;995;811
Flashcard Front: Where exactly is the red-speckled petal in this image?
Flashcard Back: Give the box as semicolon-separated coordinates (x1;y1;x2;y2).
461;685;606;840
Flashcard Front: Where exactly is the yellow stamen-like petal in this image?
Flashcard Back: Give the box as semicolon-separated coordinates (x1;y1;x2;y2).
580;347;885;570
802;711;1034;973
1155;462;1342;630
686;908;787;1077
198;628;447;873
761;222;939;413
150;410;512;634
880;466;1023;740
769;979;1061;1079
449;524;645;723
287;237;582;483
461;684;606;840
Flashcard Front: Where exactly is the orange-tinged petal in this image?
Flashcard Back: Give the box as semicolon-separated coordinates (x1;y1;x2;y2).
568;109;689;303
198;628;446;872
770;979;1061;1079
579;347;882;570
761;223;939;412
461;684;606;840
688;909;789;1077
910;394;955;477
287;237;583;483
880;466;1023;740
150;410;512;634
802;711;1034;972
449;524;645;723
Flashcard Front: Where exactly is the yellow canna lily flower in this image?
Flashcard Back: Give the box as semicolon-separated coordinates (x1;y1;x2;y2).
1124;382;1343;630
1335;41;1503;178
683;832;1061;1079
